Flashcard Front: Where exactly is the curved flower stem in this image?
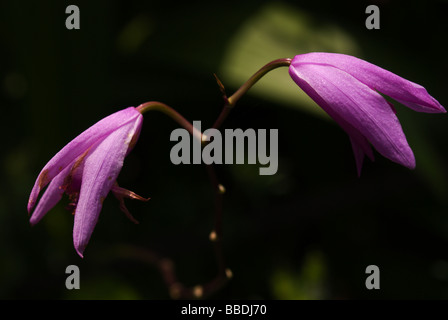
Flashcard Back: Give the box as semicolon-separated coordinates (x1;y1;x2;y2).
133;101;230;298
212;58;291;130
137;101;204;143
129;59;291;297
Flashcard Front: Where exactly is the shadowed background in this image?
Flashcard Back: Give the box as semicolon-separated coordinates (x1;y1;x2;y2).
1;0;448;299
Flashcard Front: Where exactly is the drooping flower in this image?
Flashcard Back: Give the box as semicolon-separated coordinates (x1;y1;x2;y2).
28;107;149;257
288;52;445;175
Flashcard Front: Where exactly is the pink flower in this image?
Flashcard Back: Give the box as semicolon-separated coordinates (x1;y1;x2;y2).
28;107;148;257
289;52;446;175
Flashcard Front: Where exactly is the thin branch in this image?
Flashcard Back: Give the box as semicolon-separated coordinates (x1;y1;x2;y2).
212;58;291;130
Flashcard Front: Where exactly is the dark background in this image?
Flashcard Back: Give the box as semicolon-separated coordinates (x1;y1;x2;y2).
1;0;448;299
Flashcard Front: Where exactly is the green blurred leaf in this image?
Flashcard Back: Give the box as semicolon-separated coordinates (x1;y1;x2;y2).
219;2;360;117
271;250;327;300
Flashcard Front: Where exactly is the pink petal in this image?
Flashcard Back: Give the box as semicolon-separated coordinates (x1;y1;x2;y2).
292;53;446;114
29;165;72;225
308;90;375;175
348;135;374;177
73;114;143;258
28;107;141;213
289;62;415;169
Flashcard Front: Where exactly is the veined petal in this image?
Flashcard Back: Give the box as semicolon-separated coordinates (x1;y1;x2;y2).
292;53;446;114
30;148;88;224
73;113;143;258
289;62;416;169
29;165;72;226
305;85;374;175
348;135;372;177
28;107;141;213
325;104;375;176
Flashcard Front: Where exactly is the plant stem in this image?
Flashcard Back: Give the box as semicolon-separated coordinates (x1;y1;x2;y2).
132;102;230;298
206;164;225;275
136;101;204;143
212;58;291;129
129;58;291;298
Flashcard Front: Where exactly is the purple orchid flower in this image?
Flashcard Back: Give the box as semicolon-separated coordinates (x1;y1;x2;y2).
288;52;445;175
28;107;149;257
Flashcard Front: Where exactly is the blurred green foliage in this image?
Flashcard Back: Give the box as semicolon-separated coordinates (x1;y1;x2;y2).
1;0;448;299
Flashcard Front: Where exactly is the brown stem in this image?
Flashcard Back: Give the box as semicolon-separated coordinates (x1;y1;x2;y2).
212;58;291;129
119;102;230;299
136;101;204;143
116;243;231;299
122;59;291;297
116;165;230;299
206;164;226;275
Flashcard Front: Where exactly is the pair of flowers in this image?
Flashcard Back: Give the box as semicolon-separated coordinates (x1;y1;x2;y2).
28;53;445;257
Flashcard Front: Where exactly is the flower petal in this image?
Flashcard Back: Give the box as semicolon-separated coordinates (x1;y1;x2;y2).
308;91;375;175
73;113;143;257
292;53;446;113
29;165;72;225
348;135;373;177
28;107;141;213
289;62;416;169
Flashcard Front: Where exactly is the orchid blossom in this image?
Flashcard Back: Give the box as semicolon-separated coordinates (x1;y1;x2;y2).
28;107;148;257
288;52;446;175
